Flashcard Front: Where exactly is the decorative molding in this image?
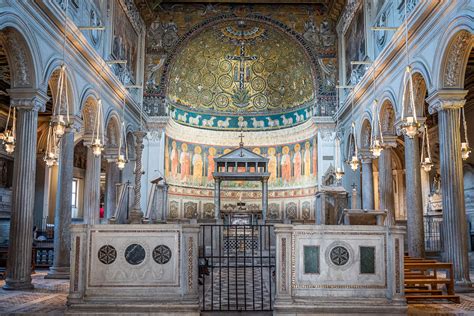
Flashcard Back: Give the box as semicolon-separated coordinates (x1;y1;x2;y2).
427;90;468;114
281;237;287;292
338;0;363;35
119;0;146;34
0;30;32;88
443;30;472;88
187;236;194;291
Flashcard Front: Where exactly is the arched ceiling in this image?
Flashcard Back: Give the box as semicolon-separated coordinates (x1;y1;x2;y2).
166;19;316;119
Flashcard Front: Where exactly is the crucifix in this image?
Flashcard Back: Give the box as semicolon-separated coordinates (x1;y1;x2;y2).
239;128;245;151
226;40;258;90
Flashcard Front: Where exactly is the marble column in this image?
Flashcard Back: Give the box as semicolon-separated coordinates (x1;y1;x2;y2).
83;144;101;225
378;137;397;219
46;128;75;279
403;130;425;258
104;156;120;221
361;151;374;210
129;130;146;224
214;179;221;220
427;90;471;284
4;89;47;290
262;179;268;223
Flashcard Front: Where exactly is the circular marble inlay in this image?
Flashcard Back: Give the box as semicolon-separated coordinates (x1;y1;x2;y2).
330;246;350;266
124;244;146;265
152;245;172;264
98;245;116;264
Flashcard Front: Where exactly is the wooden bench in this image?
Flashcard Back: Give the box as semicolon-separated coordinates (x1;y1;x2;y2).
404;259;460;303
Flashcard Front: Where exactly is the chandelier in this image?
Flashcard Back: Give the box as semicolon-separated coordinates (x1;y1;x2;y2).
334;137;345;180
51;64;71;139
347;122;360;171
370;100;384;158
44;123;59;167
420;123;433;172
116;95;128;170
91;99;104;157
461;106;471;160
1;106;16;154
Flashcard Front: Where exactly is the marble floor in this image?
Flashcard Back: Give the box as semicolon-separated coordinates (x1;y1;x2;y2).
2;270;474;315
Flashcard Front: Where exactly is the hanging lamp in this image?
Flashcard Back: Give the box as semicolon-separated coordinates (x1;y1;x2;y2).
420;123;433;172
116;94;128;170
369;68;384;158
91;99;104;157
348;122;360;171
399;2;420;139
2;106;16;154
335;137;345;180
461;106;471;160
44;123;59;167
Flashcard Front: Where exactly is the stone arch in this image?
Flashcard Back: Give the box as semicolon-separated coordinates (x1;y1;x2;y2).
0;13;41;89
105;110;121;147
400;71;428;117
43;58;78;115
81;96;100;136
359;118;372;150
45;65;75;116
379;99;396;136
438;29;473;89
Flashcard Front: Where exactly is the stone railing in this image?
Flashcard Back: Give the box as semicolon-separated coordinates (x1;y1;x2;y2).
274;224;406;314
67;224;200;315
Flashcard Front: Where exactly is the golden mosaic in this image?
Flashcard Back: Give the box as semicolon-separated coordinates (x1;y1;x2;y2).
167;19;315;114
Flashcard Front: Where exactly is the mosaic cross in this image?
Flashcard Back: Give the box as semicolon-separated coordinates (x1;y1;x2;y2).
226;41;257;90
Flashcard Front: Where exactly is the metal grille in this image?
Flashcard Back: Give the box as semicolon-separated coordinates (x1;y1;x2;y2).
424;214;443;253
199;225;275;312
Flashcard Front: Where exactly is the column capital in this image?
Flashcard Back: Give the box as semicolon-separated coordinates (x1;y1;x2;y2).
381;135;398;148
103;145;119;162
360;149;373;163
133;130;147;142
7;88;49;112
67;115;83;133
427;90;468;114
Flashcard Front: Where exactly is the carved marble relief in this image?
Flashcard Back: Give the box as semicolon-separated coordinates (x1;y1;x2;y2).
169;200;179;219
184;201;198;219
444;31;471;88
286;202;297;220
0;30;32;88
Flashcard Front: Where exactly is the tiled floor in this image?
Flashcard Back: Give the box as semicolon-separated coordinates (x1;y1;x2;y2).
2;270;474;315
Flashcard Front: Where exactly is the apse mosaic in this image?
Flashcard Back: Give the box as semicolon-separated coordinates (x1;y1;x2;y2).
166;20;315;114
164;135;317;189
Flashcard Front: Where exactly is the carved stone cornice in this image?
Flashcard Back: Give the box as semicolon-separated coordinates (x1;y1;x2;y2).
7;88;49;112
427;90;468;114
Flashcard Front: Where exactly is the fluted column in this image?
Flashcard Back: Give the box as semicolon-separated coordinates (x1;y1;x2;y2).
83;144;101;225
403;129;425;258
46;126;76;279
428;90;470;284
378;137;397;218
129;130;146;224
4;89;48;290
361;150;374;210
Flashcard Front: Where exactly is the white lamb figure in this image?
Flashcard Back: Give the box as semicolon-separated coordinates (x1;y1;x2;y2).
281;115;293;126
294;113;304;122
217;117;231;128
177;112;188;122
251;117;265;128
266;117;279;127
238;118;248;129
189;115;202;125
170;108;176;118
202;116;216;127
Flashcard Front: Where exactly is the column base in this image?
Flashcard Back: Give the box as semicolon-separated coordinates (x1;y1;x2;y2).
45;266;70;279
128;209;143;224
3;278;34;290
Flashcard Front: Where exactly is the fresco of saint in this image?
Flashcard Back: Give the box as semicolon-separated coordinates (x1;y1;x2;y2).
192;146;203;181
281;146;291;183
171;141;179;177
304;141;311;177
293;143;302;180
268;147;277;183
207;147;216;181
180;143;191;180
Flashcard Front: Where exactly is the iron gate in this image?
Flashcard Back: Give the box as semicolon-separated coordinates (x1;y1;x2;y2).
199;225;275;311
